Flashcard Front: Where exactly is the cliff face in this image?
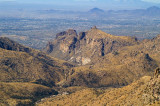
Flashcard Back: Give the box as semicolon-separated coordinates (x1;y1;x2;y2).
44;27;138;65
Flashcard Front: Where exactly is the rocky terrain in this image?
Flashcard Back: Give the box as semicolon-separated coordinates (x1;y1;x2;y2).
44;27;159;87
0;27;160;105
36;68;160;106
0;37;74;105
44;26;138;65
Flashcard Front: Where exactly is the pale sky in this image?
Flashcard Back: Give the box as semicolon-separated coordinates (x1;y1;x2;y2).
0;0;160;3
2;0;160;3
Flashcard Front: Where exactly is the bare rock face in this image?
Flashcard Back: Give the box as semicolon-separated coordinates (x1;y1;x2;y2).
44;27;138;65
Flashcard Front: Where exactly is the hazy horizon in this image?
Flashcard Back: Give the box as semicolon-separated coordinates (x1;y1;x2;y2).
0;0;160;11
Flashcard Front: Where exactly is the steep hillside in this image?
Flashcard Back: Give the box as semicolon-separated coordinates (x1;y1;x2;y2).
37;68;160;106
0;37;73;86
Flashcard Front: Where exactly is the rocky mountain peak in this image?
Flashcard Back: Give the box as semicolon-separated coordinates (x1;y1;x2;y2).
44;28;138;65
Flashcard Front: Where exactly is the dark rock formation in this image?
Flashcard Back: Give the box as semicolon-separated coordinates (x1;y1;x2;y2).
154;67;160;78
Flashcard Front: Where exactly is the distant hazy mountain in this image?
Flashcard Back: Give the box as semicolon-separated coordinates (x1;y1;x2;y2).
88;8;104;13
75;6;160;20
145;6;160;15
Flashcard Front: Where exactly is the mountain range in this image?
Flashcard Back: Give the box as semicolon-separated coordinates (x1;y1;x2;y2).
44;27;159;88
39;27;160;105
84;6;160;19
36;6;160;20
0;27;160;105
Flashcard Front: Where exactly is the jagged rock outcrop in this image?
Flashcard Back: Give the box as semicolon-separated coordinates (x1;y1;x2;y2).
44;27;138;65
154;67;160;78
